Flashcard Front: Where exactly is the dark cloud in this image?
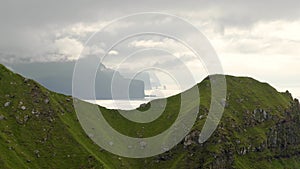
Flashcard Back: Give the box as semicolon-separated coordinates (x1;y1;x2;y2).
1;0;299;27
0;0;299;98
0;0;299;63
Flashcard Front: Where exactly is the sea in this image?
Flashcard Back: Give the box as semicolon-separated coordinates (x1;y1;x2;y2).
85;90;181;110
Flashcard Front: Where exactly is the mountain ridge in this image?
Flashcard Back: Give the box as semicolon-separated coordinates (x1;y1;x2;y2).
0;63;300;169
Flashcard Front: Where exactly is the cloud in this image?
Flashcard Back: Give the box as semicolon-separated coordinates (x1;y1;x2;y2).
0;0;299;98
130;40;165;48
1;0;300;63
205;20;300;57
54;37;84;60
129;38;195;57
108;50;119;55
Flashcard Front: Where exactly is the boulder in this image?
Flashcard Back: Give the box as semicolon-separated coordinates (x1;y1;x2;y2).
24;78;29;83
4;102;10;107
34;150;40;158
44;98;50;104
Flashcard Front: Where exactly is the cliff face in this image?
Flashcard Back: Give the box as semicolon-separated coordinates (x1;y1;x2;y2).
178;79;300;169
0;64;300;169
181;98;300;168
7;61;145;99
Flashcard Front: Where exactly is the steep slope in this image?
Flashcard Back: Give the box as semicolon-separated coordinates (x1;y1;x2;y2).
0;64;300;169
0;64;133;168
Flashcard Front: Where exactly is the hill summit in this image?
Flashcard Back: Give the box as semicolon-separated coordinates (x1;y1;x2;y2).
0;64;300;169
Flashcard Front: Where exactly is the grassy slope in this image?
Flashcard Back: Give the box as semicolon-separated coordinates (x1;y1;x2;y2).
0;64;127;169
0;64;299;169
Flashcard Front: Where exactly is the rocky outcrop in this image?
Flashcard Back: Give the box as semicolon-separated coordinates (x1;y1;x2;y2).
1;63;300;169
181;98;300;168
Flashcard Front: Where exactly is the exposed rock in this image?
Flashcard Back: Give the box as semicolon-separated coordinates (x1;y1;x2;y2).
221;98;228;107
184;130;201;146
4;102;10;107
24;78;29;83
162;147;169;152
199;115;204;120
48;117;54;123
263;110;268;119
34;150;40;158
24;115;29;122
88;133;94;138
44;98;50;104
21;106;26;110
0;115;5;120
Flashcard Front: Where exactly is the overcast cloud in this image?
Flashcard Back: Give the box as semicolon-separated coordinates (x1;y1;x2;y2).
0;0;300;97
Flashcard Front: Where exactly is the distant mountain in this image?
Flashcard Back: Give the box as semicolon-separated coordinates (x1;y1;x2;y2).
7;61;145;99
0;64;300;168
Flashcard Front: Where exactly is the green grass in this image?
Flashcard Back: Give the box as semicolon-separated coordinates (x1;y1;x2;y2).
0;64;299;169
235;154;300;169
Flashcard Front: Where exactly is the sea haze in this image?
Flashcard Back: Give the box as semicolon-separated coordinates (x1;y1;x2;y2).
85;89;181;110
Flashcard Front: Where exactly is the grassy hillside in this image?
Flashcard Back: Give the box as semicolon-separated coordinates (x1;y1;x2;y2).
0;64;300;169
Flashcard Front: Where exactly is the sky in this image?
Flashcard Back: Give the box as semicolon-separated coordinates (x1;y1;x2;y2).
0;0;300;98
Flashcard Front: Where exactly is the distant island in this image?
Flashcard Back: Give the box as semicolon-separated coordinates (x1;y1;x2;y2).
7;61;146;99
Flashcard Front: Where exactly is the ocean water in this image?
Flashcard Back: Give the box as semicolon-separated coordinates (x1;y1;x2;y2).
85;90;181;110
86;98;153;110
